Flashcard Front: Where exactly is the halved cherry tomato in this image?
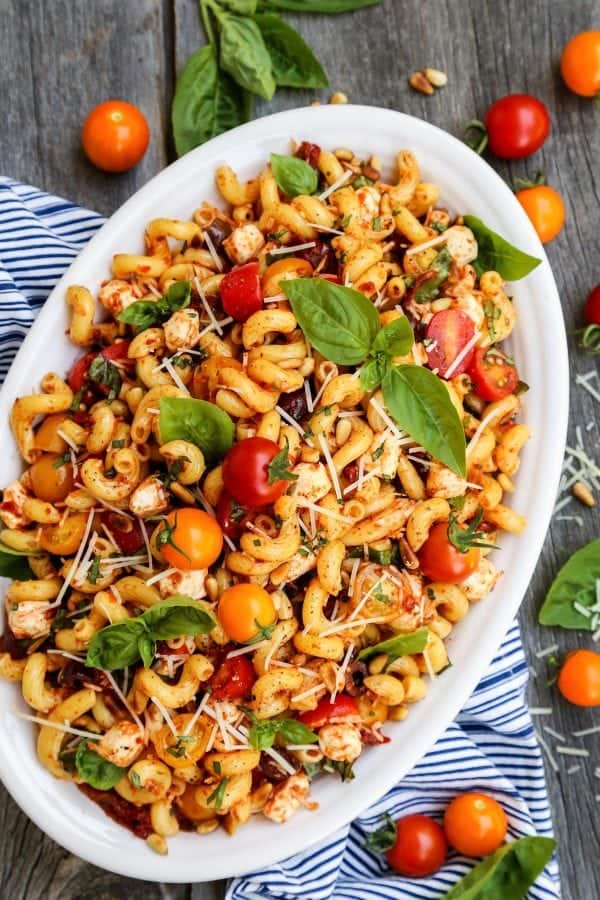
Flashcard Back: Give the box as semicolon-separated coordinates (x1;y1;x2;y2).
516;185;565;244
561;30;600;97
29;453;75;503
297;693;360;729
209;655;256;701
215;491;252;540
220;261;262;322
425;309;475;379
261;258;313;298
484;94;550;159
557;649;600;707
468;347;519;401
418;522;479;584
158;508;223;571
67;341;132;393
384;814;447;877
82;100;150;173
444;792;507;857
584;284;600;325
34;413;70;454
104;512;145;555
39;512;88;556
222;437;293;508
217;583;276;644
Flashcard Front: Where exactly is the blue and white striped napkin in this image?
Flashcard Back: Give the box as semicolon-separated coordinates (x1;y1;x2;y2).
0;178;560;899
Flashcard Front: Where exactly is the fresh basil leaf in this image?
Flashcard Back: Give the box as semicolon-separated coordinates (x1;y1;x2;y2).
255;14;328;89
539;538;600;630
248;716;317;750
142;595;216;640
371;317;414;357
75;741;127;790
248;720;280;750
358;627;429;663
359;355;390;392
257;0;381;11
283;278;380;366
222;0;257;12
270;153;318;197
463;215;542;280
441;835;556;899
278;719;318;745
328;759;355;781
138;633;156;669
118;281;191;331
172;44;252;157
412;246;453;304
159;397;234;462
382;366;466;477
88;356;122;402
86;619;147;670
0;548;33;580
220;14;276;100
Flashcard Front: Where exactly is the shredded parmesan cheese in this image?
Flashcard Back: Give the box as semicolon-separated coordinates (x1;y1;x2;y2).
50;508;95;608
269;242;316;256
203;231;223;271
317;433;342;500
443;331;480;380
318;169;353;201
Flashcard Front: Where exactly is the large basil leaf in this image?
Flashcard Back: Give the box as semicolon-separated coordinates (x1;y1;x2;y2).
359;355;390;392
358;627;429;663
75;741;127;790
464;215;541;280
86;619;147;670
441;835;556;899
220;14;276;100
248;717;317;750
142;595;216;640
257;0;382;11
255;14;328;89
159;397;234;462
538;538;600;629
172;45;252;157
371;317;414;357
270;153;318;197
118;281;191;330
382;366;466;477
222;0;257;11
283;277;380;366
412;246;453;304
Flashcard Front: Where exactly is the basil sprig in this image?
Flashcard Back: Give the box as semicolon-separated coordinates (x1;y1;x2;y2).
441;835;556;899
464;215;541;280
118;281;191;331
86;595;216;670
159;396;235;463
270;153;318;198
75;741;126;790
220;14;276;99
245;710;318;750
539;538;600;630
358;627;428;664
258;0;381;10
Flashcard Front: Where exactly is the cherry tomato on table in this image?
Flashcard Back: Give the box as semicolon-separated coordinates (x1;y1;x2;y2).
367;813;447;877
561;30;600;97
157;508;223;571
209;655;256;701
217;583;276;644
471;94;550;159
557;649;600;707
516;185;565;244
418;522;480;584
444;792;507;857
584;284;600;326
297;693;360;729
468;346;519;402
82;100;149;173
222;436;295;508
220;261;263;322
425;309;475;379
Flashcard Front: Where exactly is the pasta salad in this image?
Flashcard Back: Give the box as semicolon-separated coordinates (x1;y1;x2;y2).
0;142;534;854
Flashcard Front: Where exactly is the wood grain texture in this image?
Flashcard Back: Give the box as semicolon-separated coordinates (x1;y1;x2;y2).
1;0;599;897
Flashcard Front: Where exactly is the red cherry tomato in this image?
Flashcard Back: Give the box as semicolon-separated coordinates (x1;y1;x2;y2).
318;273;341;284
220;261;263;322
67;341;132;392
584;284;600;326
425;310;476;379
468;347;519;402
103;512;145;555
418;522;480;584
385;814;448;877
484;94;550;159
297;693;360;729
209;655;256;701
222;437;291;508
215;490;252;540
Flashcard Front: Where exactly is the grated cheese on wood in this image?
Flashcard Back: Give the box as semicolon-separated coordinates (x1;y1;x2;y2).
534;729;559;772
556;746;589;757
535;644;558;659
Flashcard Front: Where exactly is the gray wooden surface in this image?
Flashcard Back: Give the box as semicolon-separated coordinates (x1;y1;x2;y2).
1;0;599;897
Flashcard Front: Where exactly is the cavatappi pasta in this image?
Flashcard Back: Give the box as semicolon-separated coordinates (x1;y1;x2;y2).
0;142;530;852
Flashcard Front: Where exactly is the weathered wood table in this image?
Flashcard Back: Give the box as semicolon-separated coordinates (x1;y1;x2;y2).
1;1;599;897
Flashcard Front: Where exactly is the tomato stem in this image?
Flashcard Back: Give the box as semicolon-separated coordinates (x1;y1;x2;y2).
463;119;488;156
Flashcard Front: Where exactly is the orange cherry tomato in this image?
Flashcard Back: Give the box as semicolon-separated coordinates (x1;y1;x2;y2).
516;185;565;244
158;508;223;571
39;512;88;556
33;414;69;454
444;792;507;857
82;100;149;173
29;453;74;503
217;583;276;644
561;30;600;97
418;522;480;584
557;649;600;707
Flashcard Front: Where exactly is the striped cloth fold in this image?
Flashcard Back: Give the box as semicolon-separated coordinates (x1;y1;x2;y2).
0;178;560;900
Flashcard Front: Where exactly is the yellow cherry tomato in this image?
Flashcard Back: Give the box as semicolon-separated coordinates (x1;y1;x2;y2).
516;185;565;244
29;453;74;503
558;649;600;707
217;583;276;643
158;508;223;571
